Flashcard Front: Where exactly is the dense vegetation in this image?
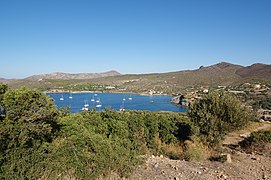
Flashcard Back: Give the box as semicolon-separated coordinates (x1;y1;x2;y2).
188;90;255;148
0;84;256;179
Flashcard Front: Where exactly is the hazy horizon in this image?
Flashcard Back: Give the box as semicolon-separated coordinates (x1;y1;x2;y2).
1;0;270;79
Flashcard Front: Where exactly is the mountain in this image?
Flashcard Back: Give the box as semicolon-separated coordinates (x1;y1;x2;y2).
25;70;121;80
236;63;271;80
4;62;271;93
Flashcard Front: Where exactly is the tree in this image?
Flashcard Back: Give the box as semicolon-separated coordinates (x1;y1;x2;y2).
0;87;59;178
188;90;254;148
2;87;59;147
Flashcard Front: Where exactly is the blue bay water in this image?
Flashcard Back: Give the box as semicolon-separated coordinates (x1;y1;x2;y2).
47;92;187;113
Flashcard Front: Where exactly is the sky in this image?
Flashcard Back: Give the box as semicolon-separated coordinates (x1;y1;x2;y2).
0;0;270;79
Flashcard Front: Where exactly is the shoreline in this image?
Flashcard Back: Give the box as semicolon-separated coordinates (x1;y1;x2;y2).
45;90;171;97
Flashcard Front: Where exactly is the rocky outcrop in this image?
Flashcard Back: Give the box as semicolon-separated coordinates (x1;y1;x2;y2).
171;95;184;105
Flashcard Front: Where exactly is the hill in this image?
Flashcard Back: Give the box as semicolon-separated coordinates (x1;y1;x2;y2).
4;62;271;94
25;70;121;80
236;63;271;80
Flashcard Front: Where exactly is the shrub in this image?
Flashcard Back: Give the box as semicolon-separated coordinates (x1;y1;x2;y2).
188;90;255;148
182;137;210;161
0;87;59;179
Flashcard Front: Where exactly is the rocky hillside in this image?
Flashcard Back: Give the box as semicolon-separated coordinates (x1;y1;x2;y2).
25;70;121;80
4;62;271;93
236;63;271;80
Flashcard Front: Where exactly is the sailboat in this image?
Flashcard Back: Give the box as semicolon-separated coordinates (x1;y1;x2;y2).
96;99;102;108
69;93;73;99
96;98;100;103
60;95;64;101
128;95;132;100
120;101;125;111
123;96;126;101
91;96;95;102
82;100;89;111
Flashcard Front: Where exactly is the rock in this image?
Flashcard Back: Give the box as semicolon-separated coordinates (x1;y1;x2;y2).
251;156;260;161
173;177;179;180
160;155;164;158
220;174;228;179
226;154;232;163
154;163;159;168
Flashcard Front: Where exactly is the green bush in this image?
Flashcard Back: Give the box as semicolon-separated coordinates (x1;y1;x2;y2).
0;87;59;179
188;90;255;148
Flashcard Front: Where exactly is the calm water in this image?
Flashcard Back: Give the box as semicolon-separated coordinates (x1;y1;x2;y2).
47;92;187;113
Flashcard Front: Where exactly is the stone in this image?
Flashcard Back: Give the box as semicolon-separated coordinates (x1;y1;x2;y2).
226;154;232;163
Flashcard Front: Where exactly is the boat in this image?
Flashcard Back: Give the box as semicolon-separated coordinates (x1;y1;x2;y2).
69;93;73;99
60;95;64;101
96;104;102;108
82;100;89;111
84;100;89;107
96;98;102;108
91;96;95;102
128;95;132;100
123;96;126;101
94;93;98;96
82;107;88;111
119;101;125;111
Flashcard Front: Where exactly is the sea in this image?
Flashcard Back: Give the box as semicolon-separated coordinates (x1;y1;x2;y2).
47;92;187;113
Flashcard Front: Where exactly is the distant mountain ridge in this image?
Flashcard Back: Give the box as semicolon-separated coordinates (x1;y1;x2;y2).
3;62;271;93
25;70;121;80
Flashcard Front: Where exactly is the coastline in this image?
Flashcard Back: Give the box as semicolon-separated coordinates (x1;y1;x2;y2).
45;90;170;96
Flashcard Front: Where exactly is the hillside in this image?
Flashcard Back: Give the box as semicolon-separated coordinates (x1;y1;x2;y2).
4;62;271;94
236;63;271;80
85;62;244;93
25;70;121;80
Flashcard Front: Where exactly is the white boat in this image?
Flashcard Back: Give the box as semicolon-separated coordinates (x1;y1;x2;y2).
69;93;73;99
91;96;95;102
119;102;125;111
96;104;102;108
94;94;98;96
84;100;89;107
60;95;64;101
128;95;132;100
96;99;102;108
82;100;89;111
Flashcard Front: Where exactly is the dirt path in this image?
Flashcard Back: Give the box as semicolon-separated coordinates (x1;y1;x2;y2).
223;122;271;146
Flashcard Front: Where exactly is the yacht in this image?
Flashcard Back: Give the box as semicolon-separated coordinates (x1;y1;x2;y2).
82;100;89;111
120;102;125;111
60;95;64;101
69;93;73;99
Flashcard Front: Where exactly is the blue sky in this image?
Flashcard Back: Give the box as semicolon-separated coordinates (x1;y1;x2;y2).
0;0;270;79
